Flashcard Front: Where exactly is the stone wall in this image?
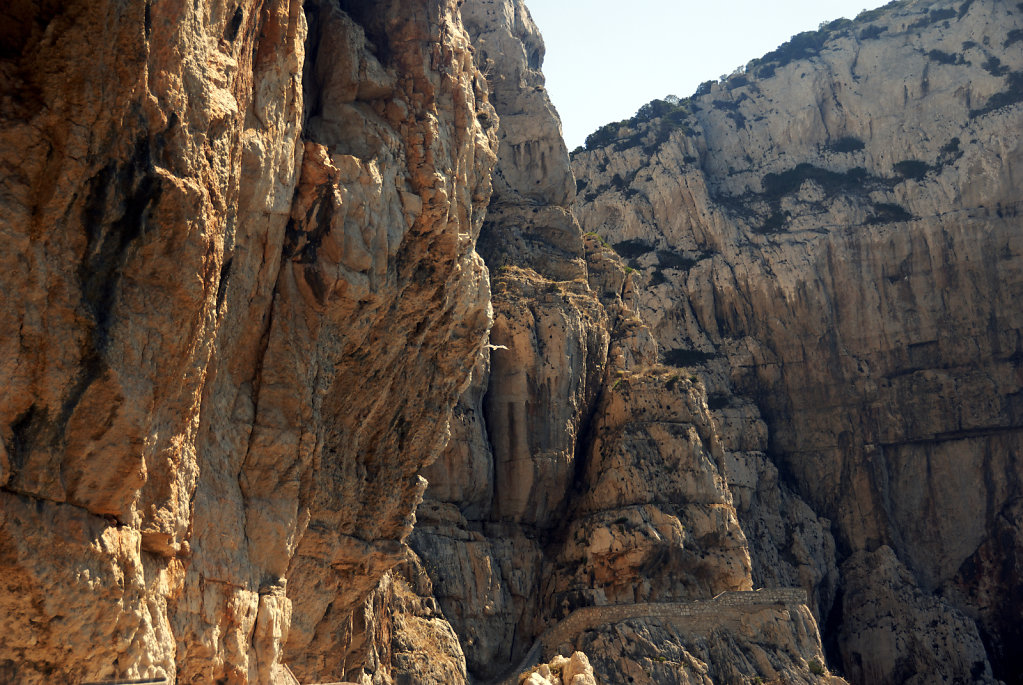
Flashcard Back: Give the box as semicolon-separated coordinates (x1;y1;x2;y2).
542;589;807;654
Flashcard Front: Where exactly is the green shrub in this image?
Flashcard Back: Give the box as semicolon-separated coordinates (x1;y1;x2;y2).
809;659;826;676
758;29;828;69
727;75;749;89
633;96;690;125
1006;29;1023;48
585;121;626;150
860;24;887;40
695;80;715;97
584;96;693;152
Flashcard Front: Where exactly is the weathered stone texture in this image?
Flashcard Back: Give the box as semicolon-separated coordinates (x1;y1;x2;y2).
0;0;496;681
572;0;1023;681
410;2;838;684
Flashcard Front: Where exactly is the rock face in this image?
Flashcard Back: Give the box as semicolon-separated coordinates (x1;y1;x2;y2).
6;0;1013;682
0;0;496;681
411;2;839;684
572;0;1022;682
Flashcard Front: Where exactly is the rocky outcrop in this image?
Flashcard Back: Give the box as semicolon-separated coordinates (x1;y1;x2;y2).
9;0;1010;682
574;604;841;685
411;2;840;684
0;0;496;681
516;651;598;685
572;0;1023;681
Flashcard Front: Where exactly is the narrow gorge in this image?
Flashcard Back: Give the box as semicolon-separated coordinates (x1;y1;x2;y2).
0;0;1019;684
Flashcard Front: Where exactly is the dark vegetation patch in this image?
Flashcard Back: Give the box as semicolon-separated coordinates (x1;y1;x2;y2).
927;49;961;65
762;164;870;199
939;137;962;165
909;7;957;29
1005;29;1023;48
755;210;791;234
656;250;693;270
706;392;731;410
983;56;1009;77
584;96;693;151
662;348;718;367
970;72;1023;117
867;202;914;224
747;28;828;72
726;110;747;129
612;239;655;260
859;24;887;40
827;136;865;153
893;159;931;180
726;75;749;90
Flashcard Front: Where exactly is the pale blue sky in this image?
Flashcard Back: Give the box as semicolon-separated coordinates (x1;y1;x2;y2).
525;0;891;149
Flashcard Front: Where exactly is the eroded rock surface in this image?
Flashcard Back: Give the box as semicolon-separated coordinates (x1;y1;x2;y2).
572;0;1023;681
5;0;1011;682
410;1;840;684
1;0;496;681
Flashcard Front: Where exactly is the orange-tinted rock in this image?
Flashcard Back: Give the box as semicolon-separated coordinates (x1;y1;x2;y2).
0;0;496;681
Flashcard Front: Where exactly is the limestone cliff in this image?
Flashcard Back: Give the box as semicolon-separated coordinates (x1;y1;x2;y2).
411;2;840;684
5;0;1012;683
572;0;1022;682
1;0;496;681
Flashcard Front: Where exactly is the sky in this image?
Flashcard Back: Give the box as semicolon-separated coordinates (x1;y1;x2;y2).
526;0;892;150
